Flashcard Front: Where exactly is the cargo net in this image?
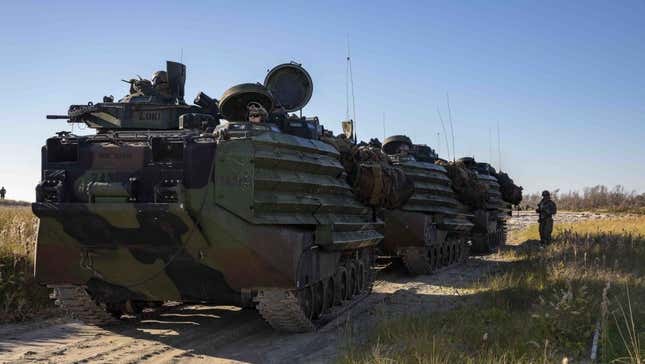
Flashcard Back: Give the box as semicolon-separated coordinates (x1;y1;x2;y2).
322;136;414;209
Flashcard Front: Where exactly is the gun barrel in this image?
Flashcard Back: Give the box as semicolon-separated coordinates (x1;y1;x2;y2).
46;115;70;119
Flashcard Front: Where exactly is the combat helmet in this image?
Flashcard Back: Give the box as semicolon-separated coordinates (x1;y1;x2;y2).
150;70;171;98
247;101;269;121
382;135;413;155
457;156;476;168
219;83;274;122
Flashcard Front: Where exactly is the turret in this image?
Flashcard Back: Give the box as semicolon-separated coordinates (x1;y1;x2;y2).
47;61;219;131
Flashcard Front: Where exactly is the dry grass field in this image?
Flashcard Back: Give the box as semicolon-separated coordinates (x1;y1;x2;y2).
510;215;645;243
341;216;645;363
0;204;52;322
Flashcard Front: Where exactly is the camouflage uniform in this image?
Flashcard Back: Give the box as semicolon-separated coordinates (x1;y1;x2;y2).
0;186;5;199
536;191;557;245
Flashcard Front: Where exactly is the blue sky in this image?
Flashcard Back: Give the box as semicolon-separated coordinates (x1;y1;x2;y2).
1;0;644;201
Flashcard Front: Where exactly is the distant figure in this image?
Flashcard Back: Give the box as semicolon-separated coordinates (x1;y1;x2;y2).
0;186;5;200
536;190;557;245
247;102;268;124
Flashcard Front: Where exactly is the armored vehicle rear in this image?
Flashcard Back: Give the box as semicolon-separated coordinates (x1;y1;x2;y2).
380;136;473;274
457;157;510;253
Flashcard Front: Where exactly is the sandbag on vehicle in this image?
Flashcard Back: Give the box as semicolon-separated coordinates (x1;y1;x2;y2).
322;135;415;209
435;159;488;209
492;170;523;205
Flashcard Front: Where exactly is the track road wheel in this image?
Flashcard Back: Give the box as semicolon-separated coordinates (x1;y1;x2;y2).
429;246;438;270
352;261;362;295
312;282;324;319
323;278;334;313
254;247;376;333
484;233;493;253
463;242;471;261
401;247;433;275
459;242;467;261
346;263;356;299
440;243;448;267
334;267;348;304
356;261;366;292
451;241;457;263
298;286;314;320
453;243;460;263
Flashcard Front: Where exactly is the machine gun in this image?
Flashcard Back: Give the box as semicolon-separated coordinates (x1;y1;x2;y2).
47;104;102;123
46;115;72;120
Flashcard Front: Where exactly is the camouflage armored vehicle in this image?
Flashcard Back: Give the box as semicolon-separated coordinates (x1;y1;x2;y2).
457;157;510;253
33;61;382;332
380;136;473;274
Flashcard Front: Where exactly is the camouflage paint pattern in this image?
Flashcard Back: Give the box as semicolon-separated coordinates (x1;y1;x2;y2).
33;123;382;306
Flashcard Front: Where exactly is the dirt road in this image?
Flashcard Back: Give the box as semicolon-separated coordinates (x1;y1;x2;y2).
1;258;505;364
0;212;599;364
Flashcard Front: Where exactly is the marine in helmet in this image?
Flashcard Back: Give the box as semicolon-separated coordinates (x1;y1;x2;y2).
247;101;268;123
457;156;477;169
0;186;5;200
536;190;557;245
382;135;413;157
151;70;171;98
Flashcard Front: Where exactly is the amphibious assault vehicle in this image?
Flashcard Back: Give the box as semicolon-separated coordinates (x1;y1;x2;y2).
458;157;510;253
34;61;382;332
380;136;473;274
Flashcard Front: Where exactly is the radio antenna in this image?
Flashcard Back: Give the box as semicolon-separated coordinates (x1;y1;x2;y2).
345;44;350;121
437;108;451;160
446;93;456;161
382;112;386;140
346;35;357;139
436;132;441;156
497;120;502;170
489;127;493;163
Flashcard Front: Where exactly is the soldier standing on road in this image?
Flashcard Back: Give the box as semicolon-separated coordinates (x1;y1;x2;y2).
0;186;5;200
536;190;557;245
